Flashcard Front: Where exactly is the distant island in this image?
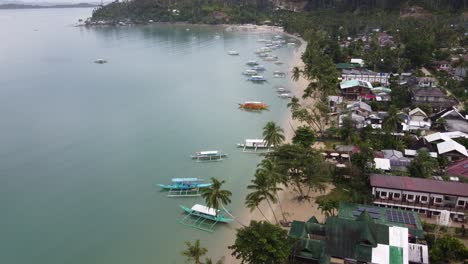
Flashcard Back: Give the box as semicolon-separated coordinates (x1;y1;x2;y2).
0;3;98;9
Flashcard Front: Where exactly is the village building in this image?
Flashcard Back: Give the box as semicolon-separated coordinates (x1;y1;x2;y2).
288;202;428;264
410;87;457;112
417;77;438;88
341;69;391;86
339;80;373;100
431;107;468;133
401;107;431;132
446;158;468;179
424;132;468;161
370;174;468;222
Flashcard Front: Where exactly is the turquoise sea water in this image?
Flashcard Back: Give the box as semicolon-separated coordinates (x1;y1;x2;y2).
0;8;300;263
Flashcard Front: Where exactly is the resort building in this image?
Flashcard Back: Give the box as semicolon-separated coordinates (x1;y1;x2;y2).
289;202;428;264
341;69;391;86
370;174;468;221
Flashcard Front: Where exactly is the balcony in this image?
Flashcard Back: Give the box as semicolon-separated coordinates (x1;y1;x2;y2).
373;198;468;215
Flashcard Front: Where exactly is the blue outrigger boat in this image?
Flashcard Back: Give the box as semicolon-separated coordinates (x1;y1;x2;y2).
157;178;212;197
179;204;234;232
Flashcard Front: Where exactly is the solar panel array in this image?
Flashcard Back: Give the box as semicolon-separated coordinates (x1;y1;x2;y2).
385;210;416;225
352;206;381;219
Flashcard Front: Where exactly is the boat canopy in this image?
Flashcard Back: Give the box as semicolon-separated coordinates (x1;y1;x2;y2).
199;150;220;155
244;101;263;104
172;178;199;183
245;139;265;144
192;204;218;216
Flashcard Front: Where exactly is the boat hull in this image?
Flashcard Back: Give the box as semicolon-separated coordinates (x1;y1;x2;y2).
158;183;212;190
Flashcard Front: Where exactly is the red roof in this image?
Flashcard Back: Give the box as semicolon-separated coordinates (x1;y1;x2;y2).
370;174;468;197
446;158;468;178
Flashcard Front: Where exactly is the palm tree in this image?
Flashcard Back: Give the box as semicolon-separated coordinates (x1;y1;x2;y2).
204;257;224;264
181;239;207;264
263;121;285;149
201;177;232;216
246;170;282;224
291;66;302;82
245;191;270;223
383;105;402;132
257;158;288;223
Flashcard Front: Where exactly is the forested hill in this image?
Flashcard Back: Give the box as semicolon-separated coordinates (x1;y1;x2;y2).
90;0;467;24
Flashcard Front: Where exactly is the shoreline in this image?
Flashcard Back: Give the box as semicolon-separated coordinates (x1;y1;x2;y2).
222;32;329;263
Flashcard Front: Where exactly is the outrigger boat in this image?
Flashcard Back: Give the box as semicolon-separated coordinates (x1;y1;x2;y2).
252;65;266;71
238;101;268;111
273;71;286;78
278;93;293;98
191;150;227;161
242;69;258;76
228;50;239;55
179;204;234;232
237;139;272;152
247;75;267;82
157;178;212;197
246;60;259;66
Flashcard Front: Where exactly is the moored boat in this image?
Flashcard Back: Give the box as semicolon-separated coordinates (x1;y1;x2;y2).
252;65;266;71
273;71;286;78
157;178;212;190
94;59;107;64
246;60;259;66
228;50;239;55
237;139;272;151
278;93;293;98
179;204;234;232
238;101;268;110
191;150;227;161
247;75;267;82
242;69;258;76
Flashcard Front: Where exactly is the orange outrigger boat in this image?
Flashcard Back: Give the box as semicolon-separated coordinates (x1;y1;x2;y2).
238;101;269;110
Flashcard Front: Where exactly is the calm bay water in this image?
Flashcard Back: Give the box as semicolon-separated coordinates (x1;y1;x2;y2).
0;8;300;264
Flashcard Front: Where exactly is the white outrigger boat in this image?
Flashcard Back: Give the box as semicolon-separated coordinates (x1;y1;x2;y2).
179;204;234;232
242;69;258;76
247;75;267;82
246;60;259;66
278;93;293;98
228;50;239;55
237;139;272;152
191;150;227;161
273;71;286;78
94;58;107;64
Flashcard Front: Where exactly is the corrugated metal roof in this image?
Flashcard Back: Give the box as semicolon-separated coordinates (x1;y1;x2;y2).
446;158;468;178
370;174;468;197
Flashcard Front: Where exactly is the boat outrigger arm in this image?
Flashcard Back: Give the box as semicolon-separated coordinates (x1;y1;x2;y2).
179;204;234;232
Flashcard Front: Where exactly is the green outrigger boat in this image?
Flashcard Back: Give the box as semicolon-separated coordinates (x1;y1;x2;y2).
179;204;234;232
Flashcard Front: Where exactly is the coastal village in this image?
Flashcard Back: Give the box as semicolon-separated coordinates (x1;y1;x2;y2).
101;2;468;264
3;1;467;264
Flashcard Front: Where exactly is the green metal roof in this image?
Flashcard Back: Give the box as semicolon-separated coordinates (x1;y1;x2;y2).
336;63;358;70
338;202;425;239
324;216;389;262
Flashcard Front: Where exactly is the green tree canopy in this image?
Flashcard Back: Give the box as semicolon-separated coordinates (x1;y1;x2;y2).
429;235;468;264
229;221;290;264
408;149;438;178
201;177;232;215
292;125;316;148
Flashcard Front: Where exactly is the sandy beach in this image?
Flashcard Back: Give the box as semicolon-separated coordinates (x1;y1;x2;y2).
222;31;330;263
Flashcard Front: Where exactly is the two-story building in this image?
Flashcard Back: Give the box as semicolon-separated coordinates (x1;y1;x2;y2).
411;87;457;112
341;69;391;86
340;80;373;99
370;174;468;221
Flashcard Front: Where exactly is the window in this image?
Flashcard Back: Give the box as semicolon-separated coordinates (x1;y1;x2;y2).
393;193;401;199
407;194;415;200
458;200;465;206
435;198;442;203
380;191;388;199
420;196;428;202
